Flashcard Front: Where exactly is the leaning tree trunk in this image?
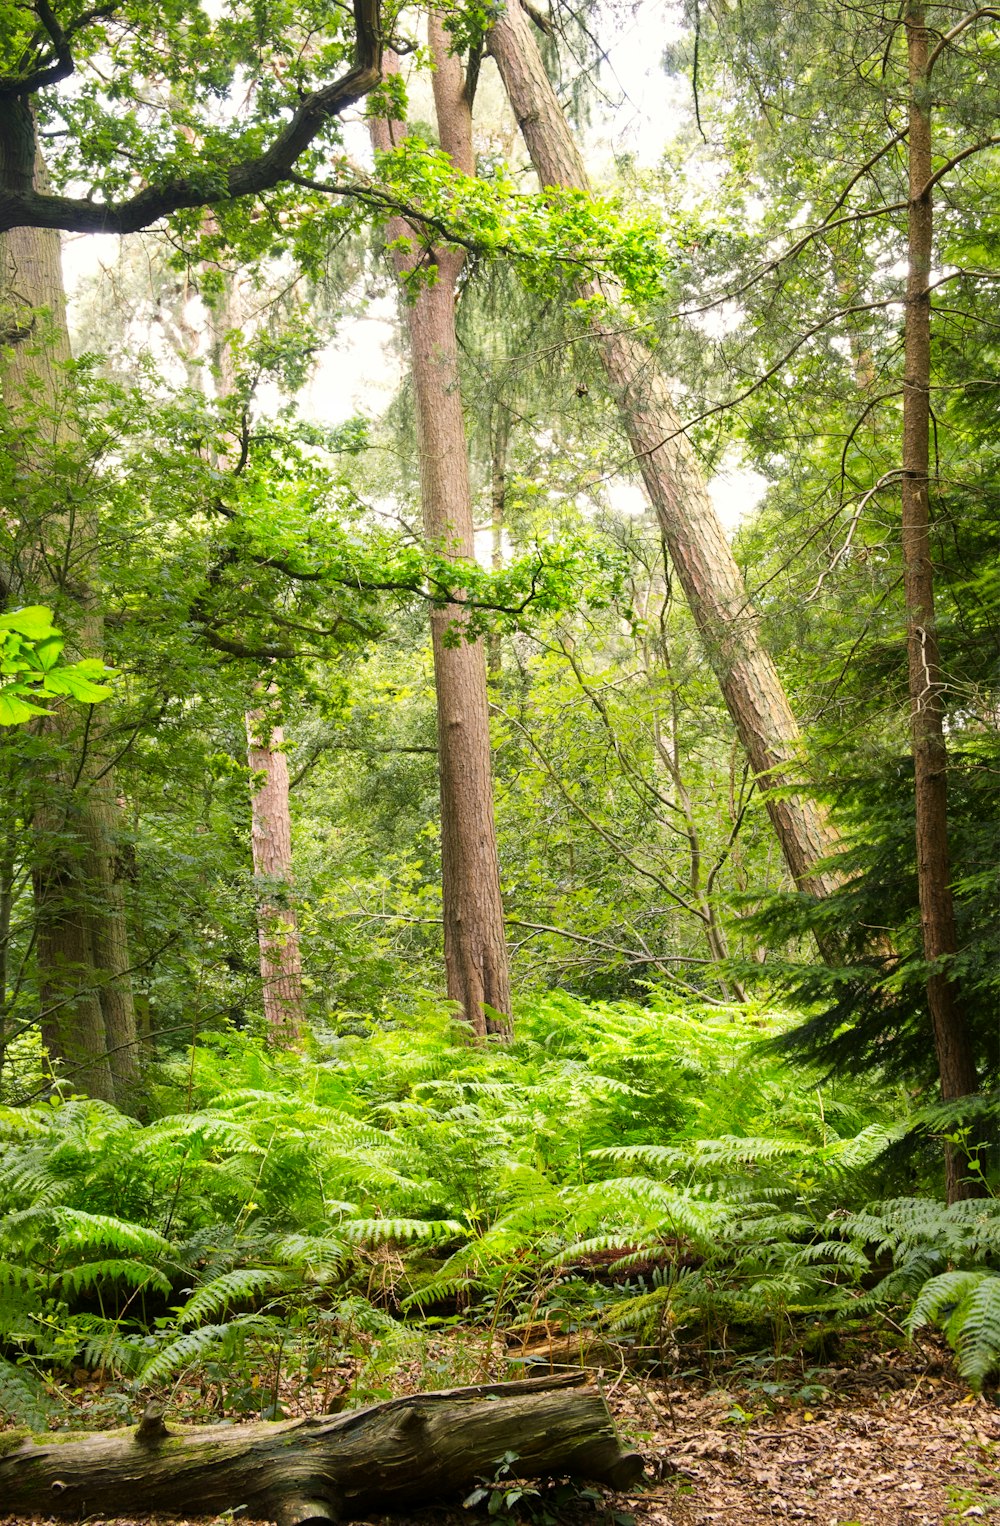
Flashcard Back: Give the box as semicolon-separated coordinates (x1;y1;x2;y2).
902;1;980;1203
370;27;512;1038
487;0;841;903
0;1374;643;1523
0;181;138;1105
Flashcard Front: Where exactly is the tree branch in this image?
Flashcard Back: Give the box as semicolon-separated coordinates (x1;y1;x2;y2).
0;0;382;233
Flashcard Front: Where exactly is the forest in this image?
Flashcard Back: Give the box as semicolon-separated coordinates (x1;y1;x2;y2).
0;0;998;1521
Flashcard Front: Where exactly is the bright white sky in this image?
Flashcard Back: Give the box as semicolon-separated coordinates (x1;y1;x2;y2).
63;0;765;533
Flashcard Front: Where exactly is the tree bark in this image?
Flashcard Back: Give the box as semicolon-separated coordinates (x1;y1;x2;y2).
0;1375;643;1522
247;695;306;1042
202;270;307;1045
0;185;138;1105
370;28;512;1038
488;410;510;684
902;1;980;1203
487;0;841;904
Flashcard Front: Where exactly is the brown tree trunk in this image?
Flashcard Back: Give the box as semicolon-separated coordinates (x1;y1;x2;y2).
0;1375;643;1522
370;29;512;1037
202;270;307;1044
0;194;138;1105
487;1;841;904
487;410;509;684
247;694;305;1042
902;2;980;1203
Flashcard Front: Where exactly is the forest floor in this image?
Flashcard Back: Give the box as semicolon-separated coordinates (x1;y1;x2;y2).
2;1340;997;1526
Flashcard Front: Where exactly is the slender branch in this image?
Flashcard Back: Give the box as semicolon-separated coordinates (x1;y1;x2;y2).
498;708;707;920
920;134;1000;195
926;6;1000;71
804;471;905;604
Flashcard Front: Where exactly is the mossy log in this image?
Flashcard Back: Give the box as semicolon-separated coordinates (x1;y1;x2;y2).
0;1373;643;1525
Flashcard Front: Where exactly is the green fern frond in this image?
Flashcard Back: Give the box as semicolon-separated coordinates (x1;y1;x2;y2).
399;1272;483;1310
142;1113;265;1152
0;1356;54;1427
784;1240;870;1272
908;1269;989;1334
54;1209;172;1259
341;1217;465;1245
57;1259;173;1299
178;1267;291;1328
908;1270;1000;1389
140;1322;232;1383
542;1234;641;1270
946;1274;1000;1389
271;1234;349;1278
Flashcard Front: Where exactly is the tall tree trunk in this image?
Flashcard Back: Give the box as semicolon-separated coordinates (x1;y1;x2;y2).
902;1;980;1203
0;192;138;1105
370;28;512;1038
487;1;841;903
203;272;307;1043
487;410;509;684
246;693;305;1042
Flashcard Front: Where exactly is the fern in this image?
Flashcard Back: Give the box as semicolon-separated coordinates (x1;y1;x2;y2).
909;1270;1000;1389
57;1259;172;1299
55;1209;173;1258
0;1356;53;1428
0;994;992;1415
340;1217;465;1244
140;1321;242;1384
177;1267;292;1328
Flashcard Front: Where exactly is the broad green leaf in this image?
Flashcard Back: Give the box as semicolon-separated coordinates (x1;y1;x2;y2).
0;690;50;725
42;665;114;703
0;607;57;640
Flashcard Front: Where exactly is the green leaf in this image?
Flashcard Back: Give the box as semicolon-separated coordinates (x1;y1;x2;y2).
42;664;114;703
0;690;50;725
30;635;65;673
0;607;57;640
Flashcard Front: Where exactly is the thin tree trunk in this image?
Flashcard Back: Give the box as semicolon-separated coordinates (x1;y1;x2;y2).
1;194;138;1104
902;1;980;1203
370;29;511;1037
0;734;19;1086
247;694;305;1041
487;1;841;903
203;272;307;1044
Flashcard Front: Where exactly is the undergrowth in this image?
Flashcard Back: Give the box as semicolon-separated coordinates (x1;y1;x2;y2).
1;992;997;1426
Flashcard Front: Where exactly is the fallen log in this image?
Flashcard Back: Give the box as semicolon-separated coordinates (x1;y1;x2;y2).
0;1373;644;1526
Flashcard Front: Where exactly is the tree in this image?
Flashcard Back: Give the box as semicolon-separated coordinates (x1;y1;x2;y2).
0;0;382;236
207;274;307;1044
485;0;842;906
369;25;512;1038
676;0;1000;1195
246;687;306;1041
1;190;140;1105
899;0;980;1199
